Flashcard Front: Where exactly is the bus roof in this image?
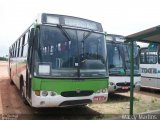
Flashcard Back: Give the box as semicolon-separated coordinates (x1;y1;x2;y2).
37;13;103;32
106;34;125;43
125;25;160;43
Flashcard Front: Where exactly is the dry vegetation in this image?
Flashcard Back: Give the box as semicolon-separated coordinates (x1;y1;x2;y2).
89;92;160;116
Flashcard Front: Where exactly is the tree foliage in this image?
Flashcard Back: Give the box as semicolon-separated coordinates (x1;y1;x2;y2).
0;57;8;61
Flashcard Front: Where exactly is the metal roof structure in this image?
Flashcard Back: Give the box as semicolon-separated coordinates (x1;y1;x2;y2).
125;25;160;115
126;25;160;43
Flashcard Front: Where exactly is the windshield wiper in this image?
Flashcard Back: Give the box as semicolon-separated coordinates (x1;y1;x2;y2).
81;30;93;42
57;25;72;41
81;30;94;59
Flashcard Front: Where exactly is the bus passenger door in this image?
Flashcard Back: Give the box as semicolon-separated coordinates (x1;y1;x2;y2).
26;28;35;99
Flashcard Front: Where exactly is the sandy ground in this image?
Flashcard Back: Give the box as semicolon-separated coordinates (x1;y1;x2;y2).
0;61;9;114
0;61;160;120
0;61;9;80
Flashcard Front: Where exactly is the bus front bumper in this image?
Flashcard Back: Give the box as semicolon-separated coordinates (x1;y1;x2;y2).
31;92;108;108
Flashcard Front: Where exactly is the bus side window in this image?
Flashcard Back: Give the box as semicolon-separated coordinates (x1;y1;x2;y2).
14;43;16;57
140;49;146;64
146;49;157;64
14;42;17;57
17;39;21;57
23;32;29;57
21;34;25;57
12;44;14;57
18;38;23;57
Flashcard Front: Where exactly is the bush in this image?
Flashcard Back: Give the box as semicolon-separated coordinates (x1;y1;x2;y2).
0;57;8;61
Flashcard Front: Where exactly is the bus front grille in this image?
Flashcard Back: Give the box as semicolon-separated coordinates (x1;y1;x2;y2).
116;82;130;86
61;90;94;97
59;99;92;106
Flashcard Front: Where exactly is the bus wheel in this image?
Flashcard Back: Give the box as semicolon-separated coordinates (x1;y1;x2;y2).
20;80;28;105
10;79;14;85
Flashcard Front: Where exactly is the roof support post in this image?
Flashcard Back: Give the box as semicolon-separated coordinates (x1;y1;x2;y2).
130;41;134;115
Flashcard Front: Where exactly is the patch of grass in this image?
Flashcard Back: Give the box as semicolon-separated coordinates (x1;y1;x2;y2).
136;96;142;102
90;93;160;117
151;98;157;103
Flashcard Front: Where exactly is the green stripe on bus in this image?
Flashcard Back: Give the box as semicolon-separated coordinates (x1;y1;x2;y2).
32;77;108;94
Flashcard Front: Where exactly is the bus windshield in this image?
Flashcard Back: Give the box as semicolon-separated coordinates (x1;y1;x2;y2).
107;42;139;75
34;25;107;78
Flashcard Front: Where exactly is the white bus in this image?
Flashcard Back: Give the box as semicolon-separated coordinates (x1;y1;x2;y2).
106;34;140;93
140;44;160;90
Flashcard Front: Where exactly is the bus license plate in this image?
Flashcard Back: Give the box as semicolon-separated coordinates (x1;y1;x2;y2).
93;96;106;102
122;86;129;89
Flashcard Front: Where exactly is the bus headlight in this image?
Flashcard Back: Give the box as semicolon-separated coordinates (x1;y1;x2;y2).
97;89;101;93
96;88;108;93
35;90;40;96
102;88;107;93
110;82;115;86
50;91;57;96
41;91;48;96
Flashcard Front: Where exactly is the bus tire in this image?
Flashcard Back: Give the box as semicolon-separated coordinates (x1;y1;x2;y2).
20;79;28;105
10;80;14;85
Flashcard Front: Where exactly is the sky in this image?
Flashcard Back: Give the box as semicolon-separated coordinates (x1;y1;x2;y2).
0;0;160;56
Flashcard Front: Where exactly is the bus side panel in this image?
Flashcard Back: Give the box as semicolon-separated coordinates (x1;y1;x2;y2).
141;77;157;88
140;64;159;89
10;58;17;83
16;57;27;90
157;78;160;89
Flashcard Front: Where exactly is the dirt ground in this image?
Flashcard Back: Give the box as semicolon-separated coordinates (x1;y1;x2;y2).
0;61;160;120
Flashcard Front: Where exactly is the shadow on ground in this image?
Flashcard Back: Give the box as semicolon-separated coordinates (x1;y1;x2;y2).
0;79;103;120
140;88;160;94
17;106;103;120
108;93;139;103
